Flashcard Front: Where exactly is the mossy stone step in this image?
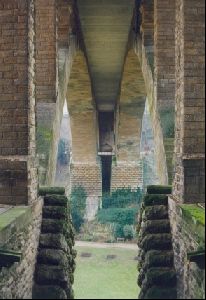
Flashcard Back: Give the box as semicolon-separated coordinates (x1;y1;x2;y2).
144;194;168;207
37;249;69;267
146;267;177;287
140;233;172;251
39;234;68;251
41;219;65;234
39;187;65;196
144;206;168;221
144;286;177;299
35;265;70;288
147;185;172;195
42;206;67;219
141;220;171;236
144;250;174;269
33;285;67;299
138;268;146;287
44;195;68;207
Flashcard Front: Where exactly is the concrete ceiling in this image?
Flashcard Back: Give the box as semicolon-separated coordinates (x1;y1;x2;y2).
77;0;135;111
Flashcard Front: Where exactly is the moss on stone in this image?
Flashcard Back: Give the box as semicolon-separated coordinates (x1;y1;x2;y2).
145;250;174;269
43;206;67;220
147;185;172;195
159;108;175;138
180;204;205;226
141;233;172;251
37;126;53;154
141;220;171;236
39;187;65;196
0;207;28;231
43;195;68;207
144;205;168;221
146;267;177;287
144;194;168;206
41;219;66;234
144;286;177;299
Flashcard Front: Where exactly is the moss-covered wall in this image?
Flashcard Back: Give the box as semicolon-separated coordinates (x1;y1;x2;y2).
169;198;205;299
0;201;43;299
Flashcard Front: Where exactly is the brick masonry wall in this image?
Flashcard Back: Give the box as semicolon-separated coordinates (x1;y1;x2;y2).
0;200;43;299
112;50;145;190
35;0;57;104
140;0;154;70
0;0;37;205
70;163;102;197
169;197;205;299
36;2;76;185
173;0;205;203
67;50;102;197
154;0;176;185
111;161;143;191
135;0;176;185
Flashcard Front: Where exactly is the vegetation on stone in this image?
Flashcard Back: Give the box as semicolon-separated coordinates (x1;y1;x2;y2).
70;186;87;233
39;187;65;196
147;185;172;195
146;267;177;287
102;187;143;209
145;250;174;269
43;206;67;219
141;220;171;236
180;204;205;226
141;233;172;251
41;219;65;234
144;205;168;220
159;108;175;138
144;194;168;206
144;286;177;299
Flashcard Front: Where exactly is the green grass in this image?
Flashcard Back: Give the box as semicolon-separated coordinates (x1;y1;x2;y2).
180;204;205;226
0;207;28;230
74;246;139;299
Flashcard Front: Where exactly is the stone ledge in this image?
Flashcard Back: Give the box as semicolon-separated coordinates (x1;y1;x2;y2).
0;200;42;247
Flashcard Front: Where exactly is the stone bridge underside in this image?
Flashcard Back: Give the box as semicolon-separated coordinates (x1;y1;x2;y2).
67;0;147;196
77;0;135;111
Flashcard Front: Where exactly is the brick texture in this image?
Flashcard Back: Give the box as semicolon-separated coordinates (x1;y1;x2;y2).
35;0;57;103
173;0;205;203
0;0;29;156
0;0;37;205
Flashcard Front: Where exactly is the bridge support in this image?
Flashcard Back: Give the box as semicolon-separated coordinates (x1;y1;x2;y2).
111;50;146;191
67;51;102;218
0;0;37;205
173;0;205;204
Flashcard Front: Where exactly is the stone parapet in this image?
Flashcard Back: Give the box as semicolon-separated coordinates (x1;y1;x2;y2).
168;197;205;299
0;200;43;299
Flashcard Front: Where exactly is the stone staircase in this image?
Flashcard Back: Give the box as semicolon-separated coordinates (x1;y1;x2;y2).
33;188;76;299
137;185;177;299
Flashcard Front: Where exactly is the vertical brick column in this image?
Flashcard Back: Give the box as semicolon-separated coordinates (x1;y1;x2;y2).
140;0;154;70
67;50;102;198
35;0;58;185
154;0;176;184
0;0;37;205
111;50;145;191
173;0;205;203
